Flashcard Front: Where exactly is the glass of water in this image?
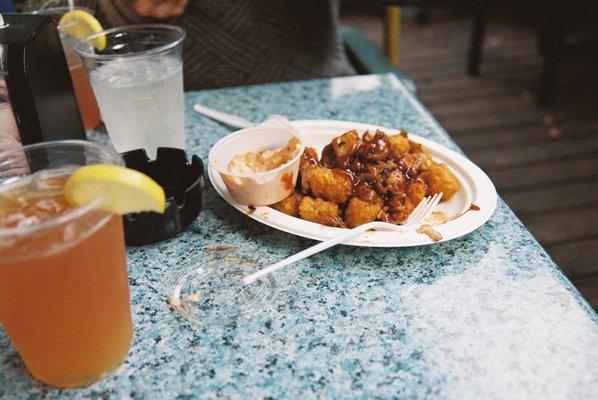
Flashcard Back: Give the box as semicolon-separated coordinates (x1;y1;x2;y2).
75;25;186;159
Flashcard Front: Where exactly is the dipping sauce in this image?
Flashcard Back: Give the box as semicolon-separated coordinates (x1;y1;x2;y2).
228;137;301;174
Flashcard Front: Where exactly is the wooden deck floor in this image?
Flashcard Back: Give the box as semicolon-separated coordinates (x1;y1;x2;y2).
341;6;598;308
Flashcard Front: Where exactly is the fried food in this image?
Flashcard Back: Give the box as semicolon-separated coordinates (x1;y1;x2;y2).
298;196;343;227
330;129;361;166
353;181;380;203
345;197;382;228
272;192;302;217
308;167;353;204
359;130;390;161
406;179;427;205
420;163;459;201
269;128;461;228
380;194;415;225
388;130;411;157
408;141;434;170
299;147;319;194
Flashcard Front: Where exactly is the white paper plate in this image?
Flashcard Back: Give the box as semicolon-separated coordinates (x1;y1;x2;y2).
208;120;497;247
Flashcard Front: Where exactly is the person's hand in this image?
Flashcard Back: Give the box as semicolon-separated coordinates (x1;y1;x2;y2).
130;0;188;19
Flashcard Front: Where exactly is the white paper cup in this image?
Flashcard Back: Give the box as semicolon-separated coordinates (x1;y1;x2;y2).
209;126;305;206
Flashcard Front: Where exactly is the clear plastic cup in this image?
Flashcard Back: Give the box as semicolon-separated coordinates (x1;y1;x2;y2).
32;4;102;131
75;25;186;159
0;141;132;388
166;254;276;326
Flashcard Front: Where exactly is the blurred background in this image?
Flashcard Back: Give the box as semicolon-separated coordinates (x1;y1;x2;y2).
340;0;598;308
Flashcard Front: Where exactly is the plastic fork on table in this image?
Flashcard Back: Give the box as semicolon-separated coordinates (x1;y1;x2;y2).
193;103;297;133
193;104;255;129
241;193;443;285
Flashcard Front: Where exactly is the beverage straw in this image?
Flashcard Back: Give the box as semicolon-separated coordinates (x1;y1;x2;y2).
68;0;75;11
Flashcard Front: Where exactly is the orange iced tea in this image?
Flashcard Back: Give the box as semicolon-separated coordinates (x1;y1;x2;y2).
35;6;103;131
0;170;132;388
69;63;102;131
64;40;102;131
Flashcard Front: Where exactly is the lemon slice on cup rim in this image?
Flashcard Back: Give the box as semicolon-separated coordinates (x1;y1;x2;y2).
58;9;107;51
64;164;166;215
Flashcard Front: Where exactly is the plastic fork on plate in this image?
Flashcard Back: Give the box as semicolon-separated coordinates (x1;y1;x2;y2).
241;193;443;285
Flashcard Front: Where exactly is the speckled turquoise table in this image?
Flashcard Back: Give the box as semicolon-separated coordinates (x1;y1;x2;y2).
2;74;597;399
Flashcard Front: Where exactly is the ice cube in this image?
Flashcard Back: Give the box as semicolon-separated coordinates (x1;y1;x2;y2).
62;223;76;243
15;215;41;228
34;196;69;215
25;171;68;199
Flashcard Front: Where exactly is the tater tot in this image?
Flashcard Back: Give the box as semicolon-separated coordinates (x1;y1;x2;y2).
309;167;353;204
345;197;382;228
388;131;410;157
409;141;435;170
420;163;460;201
298;196;343;227
406;180;427;205
272;192;302;217
299;147;319;193
332;130;361;159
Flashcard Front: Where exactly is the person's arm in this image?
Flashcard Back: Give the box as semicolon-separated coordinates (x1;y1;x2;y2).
128;0;188;19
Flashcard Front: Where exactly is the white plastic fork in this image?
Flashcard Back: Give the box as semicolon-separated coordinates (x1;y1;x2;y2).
193;104;255;129
193;103;297;133
241;193;443;285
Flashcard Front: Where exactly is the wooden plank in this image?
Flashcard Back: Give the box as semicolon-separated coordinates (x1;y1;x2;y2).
490;158;598;191
441;111;598;136
403;47;538;74
430;101;595;133
431;98;542;122
441;112;598;137
453;112;598;137
403;47;534;67
420;85;534;107
419;80;598;108
401;32;531;51
410;64;597;94
452;120;598;149
409;61;595;88
521;208;598;245
439;110;543;133
485;150;598;172
416;79;537;98
571;276;598;310
467;135;598;170
429;88;598;121
548;237;598;277
407;60;543;83
503;182;598;216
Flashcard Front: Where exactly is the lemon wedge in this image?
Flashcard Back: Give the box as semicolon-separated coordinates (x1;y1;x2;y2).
58;9;106;51
64;165;166;215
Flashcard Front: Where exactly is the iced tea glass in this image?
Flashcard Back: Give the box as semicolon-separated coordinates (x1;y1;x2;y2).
0;141;132;388
34;5;102;130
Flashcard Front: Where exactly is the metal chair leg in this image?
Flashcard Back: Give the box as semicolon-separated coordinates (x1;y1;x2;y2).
537;3;563;106
468;2;488;76
385;5;401;67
